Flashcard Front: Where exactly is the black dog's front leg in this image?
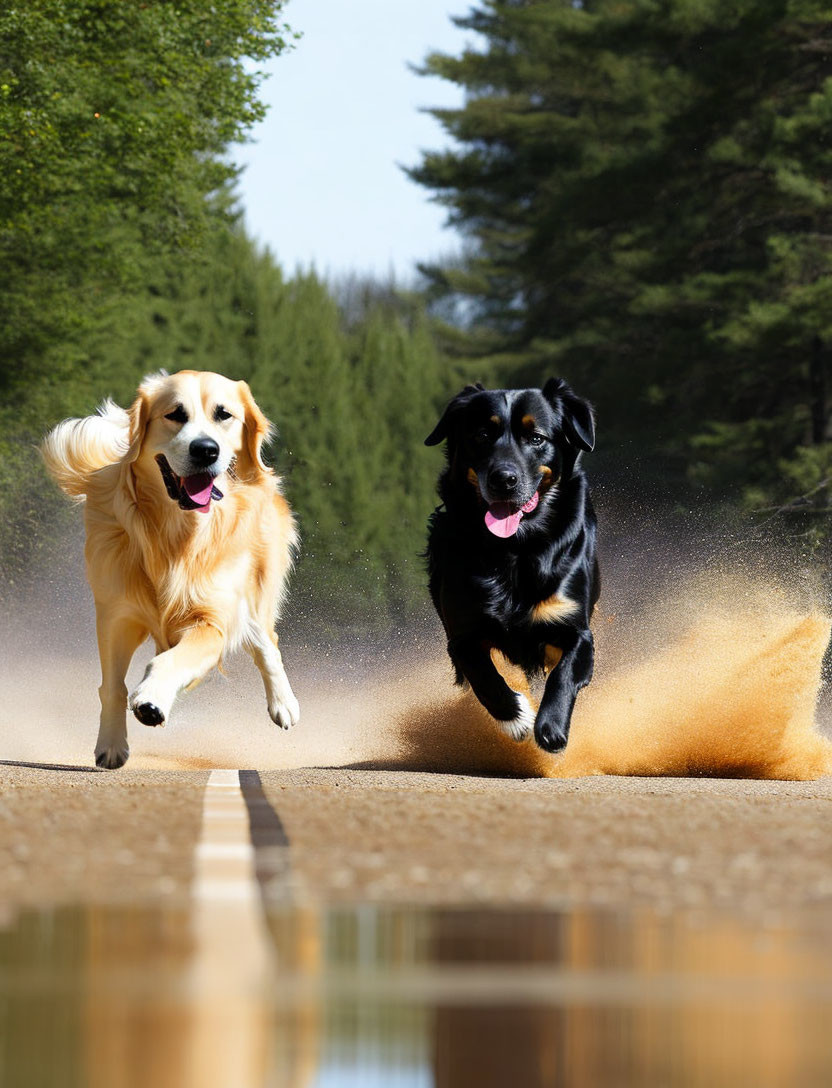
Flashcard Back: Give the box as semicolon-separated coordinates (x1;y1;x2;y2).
535;627;594;753
448;636;536;740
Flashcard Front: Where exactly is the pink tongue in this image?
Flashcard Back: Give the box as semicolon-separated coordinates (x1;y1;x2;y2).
182;473;214;508
484;502;523;538
484;491;539;538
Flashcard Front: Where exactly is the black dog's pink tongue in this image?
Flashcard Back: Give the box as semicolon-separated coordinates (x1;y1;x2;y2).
484;491;539;538
181;473;215;510
485;501;523;538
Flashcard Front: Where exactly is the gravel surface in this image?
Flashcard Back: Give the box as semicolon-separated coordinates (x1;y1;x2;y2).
0;763;830;926
0;764;208;914
258;768;832;925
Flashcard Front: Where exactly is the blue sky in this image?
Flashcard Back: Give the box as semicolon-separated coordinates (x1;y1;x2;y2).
234;0;475;280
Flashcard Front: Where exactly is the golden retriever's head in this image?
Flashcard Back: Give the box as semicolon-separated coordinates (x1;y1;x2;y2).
128;371;273;512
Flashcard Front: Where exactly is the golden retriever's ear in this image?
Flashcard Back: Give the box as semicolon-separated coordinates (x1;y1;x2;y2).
125;371;168;462
125;390;151;463
237;380;273;478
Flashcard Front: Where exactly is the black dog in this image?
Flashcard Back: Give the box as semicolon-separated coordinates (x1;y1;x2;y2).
425;378;599;753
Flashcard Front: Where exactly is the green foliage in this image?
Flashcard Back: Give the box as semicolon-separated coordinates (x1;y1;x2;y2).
410;0;832;522
0;0;292;425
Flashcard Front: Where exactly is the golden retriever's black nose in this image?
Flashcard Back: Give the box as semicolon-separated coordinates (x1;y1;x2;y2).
189;437;220;466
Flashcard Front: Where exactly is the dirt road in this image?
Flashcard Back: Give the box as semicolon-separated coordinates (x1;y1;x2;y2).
3;568;832;1086
1;760;831;1088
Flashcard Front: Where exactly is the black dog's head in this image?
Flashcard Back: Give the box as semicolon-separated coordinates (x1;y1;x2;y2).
425;378;595;539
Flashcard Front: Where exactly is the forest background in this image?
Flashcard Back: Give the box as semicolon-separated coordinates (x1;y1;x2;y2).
2;0;832;632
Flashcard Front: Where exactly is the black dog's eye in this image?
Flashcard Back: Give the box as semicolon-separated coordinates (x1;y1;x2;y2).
164;405;188;424
529;433;547;447
214;405;232;422
473;423;501;445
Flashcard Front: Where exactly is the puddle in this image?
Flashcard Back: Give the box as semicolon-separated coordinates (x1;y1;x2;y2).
0;903;831;1087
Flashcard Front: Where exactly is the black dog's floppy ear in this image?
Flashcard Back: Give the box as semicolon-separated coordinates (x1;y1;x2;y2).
542;377;595;452
425;383;485;446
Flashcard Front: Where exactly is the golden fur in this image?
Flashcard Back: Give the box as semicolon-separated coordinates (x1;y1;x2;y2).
41;370;299;768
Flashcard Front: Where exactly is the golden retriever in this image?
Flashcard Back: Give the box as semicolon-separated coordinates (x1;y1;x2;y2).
40;370;299;769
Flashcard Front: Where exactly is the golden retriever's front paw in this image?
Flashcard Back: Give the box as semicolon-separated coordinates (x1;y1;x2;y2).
269;693;299;731
95;745;129;770
129;682;169;727
131;701;165;727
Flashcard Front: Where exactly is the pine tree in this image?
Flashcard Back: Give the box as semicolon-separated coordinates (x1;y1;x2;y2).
0;0;292;424
410;0;832;517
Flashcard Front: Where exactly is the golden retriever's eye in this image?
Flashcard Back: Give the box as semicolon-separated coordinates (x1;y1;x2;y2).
214;405;232;422
164;405;188;424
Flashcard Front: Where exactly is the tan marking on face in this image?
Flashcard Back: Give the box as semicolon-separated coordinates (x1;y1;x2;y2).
466;467;480;492
537;464;559;492
531;594;579;625
544;644;563;672
489;414;500;424
521;415;537;431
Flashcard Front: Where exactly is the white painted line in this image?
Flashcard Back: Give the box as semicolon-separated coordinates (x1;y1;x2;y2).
205;768;241;787
185;769;276;1084
191;769;274;971
195;841;255;860
194;880;265;902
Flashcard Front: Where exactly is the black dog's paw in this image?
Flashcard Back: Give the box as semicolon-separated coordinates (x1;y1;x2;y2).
535;717;569;753
132;701;165;727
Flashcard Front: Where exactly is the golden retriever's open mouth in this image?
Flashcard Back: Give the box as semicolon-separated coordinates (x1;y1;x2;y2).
155;455;224;513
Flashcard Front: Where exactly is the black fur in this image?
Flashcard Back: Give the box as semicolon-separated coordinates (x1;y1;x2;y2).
425;378;599;753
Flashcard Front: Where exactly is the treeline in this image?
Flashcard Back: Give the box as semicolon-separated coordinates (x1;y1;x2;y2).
411;0;832;538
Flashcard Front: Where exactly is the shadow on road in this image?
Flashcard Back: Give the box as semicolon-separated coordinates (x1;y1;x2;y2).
0;759;104;774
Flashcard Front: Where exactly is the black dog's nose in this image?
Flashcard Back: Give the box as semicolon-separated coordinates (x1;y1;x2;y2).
189;437;220;466
488;466;519;493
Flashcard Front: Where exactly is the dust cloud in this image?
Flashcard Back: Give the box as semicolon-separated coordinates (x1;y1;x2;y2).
2;543;832;780
394;599;832;781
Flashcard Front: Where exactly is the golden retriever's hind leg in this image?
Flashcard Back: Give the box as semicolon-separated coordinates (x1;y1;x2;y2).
128;624;224;728
95;611;147;770
245;626;300;730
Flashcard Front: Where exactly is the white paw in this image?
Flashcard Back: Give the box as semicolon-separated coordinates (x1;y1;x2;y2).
95;744;129;769
498;693;535;741
269;691;300;730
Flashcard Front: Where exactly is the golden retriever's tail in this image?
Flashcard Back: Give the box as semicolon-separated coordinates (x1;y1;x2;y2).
40;399;131;498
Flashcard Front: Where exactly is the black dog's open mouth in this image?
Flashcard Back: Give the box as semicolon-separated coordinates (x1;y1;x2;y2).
484;490;540;538
155;455;223;513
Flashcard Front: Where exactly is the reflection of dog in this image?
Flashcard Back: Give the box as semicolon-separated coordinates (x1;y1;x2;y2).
425;379;599;753
41;370;299;769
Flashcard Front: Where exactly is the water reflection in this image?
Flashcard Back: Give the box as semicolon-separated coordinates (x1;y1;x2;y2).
0;902;830;1087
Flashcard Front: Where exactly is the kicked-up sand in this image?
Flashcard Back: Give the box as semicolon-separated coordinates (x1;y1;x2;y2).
2;570;831;781
396;594;832;781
